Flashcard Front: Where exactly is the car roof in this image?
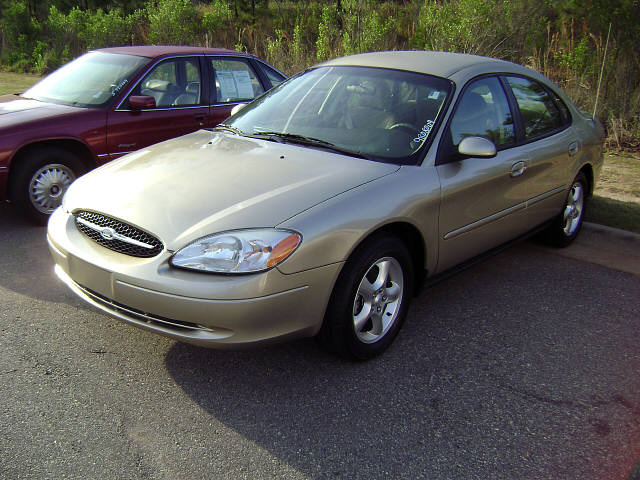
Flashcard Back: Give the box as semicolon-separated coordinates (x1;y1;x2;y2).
94;45;251;59
319;50;535;80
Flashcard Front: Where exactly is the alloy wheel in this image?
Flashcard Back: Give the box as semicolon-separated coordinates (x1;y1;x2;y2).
352;256;404;344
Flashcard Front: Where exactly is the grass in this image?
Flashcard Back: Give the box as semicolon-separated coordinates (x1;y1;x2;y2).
0;71;41;95
0;72;638;232
585;153;640;234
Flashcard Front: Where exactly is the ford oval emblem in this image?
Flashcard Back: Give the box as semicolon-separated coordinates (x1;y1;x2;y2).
100;227;116;240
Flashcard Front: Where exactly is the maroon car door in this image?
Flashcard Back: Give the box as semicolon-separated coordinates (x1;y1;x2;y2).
105;56;209;162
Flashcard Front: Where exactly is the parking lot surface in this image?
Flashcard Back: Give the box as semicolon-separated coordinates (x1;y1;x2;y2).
1;202;639;479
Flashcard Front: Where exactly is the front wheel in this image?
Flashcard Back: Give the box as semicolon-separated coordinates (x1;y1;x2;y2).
543;172;588;247
318;233;414;360
10;147;84;225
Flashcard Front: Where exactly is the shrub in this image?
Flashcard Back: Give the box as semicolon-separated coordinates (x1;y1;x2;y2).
0;1;41;70
316;4;339;61
411;0;516;56
147;0;199;45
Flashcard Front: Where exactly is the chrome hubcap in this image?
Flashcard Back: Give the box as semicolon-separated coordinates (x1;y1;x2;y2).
352;257;404;344
29;164;76;214
562;181;584;236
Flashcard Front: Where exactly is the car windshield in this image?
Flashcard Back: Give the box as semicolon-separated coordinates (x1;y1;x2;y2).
23;51;149;108
226;66;451;162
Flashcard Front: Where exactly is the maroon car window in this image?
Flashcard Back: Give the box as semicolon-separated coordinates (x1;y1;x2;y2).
134;57;202;108
210;58;264;103
261;64;286;88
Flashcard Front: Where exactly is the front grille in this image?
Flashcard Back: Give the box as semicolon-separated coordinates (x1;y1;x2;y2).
74;211;163;258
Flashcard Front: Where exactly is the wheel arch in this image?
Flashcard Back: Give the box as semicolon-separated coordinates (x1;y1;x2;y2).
350;221;427;295
7;139;96;198
578;163;594;198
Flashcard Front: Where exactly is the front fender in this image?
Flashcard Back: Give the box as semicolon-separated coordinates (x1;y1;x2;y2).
276;165;441;275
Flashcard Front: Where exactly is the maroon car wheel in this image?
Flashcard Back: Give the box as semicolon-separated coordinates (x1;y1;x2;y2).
11;147;84;225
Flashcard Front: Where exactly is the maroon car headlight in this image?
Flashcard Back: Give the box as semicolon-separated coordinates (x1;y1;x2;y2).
170;229;301;274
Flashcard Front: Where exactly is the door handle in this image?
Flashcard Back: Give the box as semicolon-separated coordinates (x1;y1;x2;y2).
568;141;579;156
510;160;527;177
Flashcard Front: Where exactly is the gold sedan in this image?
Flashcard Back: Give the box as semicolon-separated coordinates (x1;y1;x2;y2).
47;51;605;359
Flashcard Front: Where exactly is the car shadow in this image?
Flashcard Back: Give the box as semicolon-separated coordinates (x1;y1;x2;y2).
163;330;447;479
0;202;85;306
164;245;640;478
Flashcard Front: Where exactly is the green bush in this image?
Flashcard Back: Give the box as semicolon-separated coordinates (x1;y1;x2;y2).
341;1;396;55
147;0;198;45
316;4;339;61
411;0;516;56
83;8;133;49
202;0;233;41
0;1;41;68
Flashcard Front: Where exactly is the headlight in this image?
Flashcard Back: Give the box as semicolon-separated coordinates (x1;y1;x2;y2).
170;229;301;274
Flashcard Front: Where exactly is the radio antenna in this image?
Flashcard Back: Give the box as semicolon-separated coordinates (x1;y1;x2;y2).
593;22;612;118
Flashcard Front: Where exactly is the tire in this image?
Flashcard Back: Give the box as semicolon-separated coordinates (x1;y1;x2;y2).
10;146;84;225
542;172;588;247
318;233;414;360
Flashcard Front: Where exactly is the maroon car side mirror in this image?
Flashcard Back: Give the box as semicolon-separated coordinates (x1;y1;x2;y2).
129;95;156;110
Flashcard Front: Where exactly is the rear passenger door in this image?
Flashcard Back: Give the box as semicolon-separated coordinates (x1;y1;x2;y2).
106;56;209;159
207;56;267;125
503;76;576;226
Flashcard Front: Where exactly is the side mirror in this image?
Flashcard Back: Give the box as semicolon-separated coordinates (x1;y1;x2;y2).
230;103;248;116
458;136;497;158
129;95;156;110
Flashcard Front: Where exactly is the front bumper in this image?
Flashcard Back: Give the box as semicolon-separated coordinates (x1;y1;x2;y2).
47;208;342;348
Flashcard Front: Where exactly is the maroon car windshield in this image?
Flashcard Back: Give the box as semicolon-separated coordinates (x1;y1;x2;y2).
22;51;149;108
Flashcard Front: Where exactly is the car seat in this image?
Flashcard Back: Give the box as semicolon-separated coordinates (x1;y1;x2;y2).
172;82;200;106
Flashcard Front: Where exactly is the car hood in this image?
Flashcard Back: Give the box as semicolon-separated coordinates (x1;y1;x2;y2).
63;130;399;250
0;94;83;126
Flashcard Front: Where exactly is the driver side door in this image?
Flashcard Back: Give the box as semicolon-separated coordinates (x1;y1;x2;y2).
106;56;209;160
435;76;531;272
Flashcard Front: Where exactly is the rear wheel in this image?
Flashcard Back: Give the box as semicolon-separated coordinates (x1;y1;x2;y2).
542;172;587;247
10;147;84;225
318;233;414;360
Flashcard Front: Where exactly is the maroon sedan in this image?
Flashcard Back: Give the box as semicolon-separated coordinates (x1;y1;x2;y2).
0;46;286;223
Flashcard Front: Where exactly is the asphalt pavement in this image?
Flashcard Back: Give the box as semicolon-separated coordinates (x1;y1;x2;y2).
1;202;639;480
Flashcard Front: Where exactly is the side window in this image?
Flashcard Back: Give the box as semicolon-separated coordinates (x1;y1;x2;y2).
181;59;202;105
210;57;265;103
506;76;564;139
132;57;201;108
261;64;286;87
449;77;515;147
550;89;572;125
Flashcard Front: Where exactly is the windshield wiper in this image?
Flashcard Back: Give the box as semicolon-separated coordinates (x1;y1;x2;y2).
251;131;332;146
250;131;370;159
214;124;245;136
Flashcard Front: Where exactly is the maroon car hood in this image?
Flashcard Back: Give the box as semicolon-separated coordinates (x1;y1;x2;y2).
0;95;85;125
